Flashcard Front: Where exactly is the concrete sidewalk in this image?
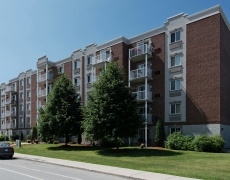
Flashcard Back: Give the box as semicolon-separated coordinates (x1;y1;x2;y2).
14;153;199;180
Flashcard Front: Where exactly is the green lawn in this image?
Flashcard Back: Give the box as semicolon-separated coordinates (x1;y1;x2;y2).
14;144;230;180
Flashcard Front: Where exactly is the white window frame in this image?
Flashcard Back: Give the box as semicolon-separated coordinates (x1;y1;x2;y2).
87;56;93;65
27;103;31;111
87;73;92;83
27;77;31;85
171;30;181;43
170;127;181;134
74;60;80;69
170;79;181;91
58;66;64;73
170;103;181;115
74;77;81;86
171;55;181;67
27;90;31;98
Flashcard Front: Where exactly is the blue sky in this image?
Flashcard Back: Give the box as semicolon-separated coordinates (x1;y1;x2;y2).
0;0;229;83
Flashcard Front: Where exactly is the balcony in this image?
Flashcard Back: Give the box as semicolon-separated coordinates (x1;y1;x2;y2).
5;98;11;105
6;111;16;117
129;44;152;62
11;99;17;105
1;101;5;107
141;114;153;124
37;105;45;109
1;123;12;130
38;89;46;97
38;73;53;82
5;111;11;117
93;54;111;68
11;122;17;129
1;113;5;118
133;91;152;101
5;85;17;92
130;67;152;83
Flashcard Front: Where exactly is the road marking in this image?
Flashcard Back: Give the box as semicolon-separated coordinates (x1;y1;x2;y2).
0;161;82;180
0;167;44;180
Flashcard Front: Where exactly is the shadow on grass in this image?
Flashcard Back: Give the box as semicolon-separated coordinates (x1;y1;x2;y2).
47;145;182;157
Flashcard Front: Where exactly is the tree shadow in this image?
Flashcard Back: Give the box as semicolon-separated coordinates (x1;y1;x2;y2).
97;148;182;157
47;145;182;157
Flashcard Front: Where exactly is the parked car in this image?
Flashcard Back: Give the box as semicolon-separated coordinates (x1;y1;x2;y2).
0;142;14;158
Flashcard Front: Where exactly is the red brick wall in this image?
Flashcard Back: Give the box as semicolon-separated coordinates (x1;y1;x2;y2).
64;61;72;79
151;33;165;124
186;14;221;125
31;73;37;127
220;16;230;125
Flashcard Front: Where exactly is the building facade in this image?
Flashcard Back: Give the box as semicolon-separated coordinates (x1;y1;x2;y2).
0;5;230;147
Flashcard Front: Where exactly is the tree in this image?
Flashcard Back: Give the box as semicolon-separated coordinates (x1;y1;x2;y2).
82;62;143;149
154;117;165;147
31;126;38;141
38;74;82;146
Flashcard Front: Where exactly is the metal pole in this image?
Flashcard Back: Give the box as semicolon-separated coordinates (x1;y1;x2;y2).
145;44;148;147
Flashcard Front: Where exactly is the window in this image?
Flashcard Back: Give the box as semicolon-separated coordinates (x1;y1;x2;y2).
20;105;24;112
27;90;30;98
26;77;30;85
58;66;64;73
87;74;92;83
170;127;181;134
171;30;180;43
171;55;181;67
101;50;110;61
87;56;93;65
20;79;23;87
27;103;31;111
74;77;80;86
170;103;181;115
20;92;23;99
170;79;181;91
74;61;80;69
48;84;52;94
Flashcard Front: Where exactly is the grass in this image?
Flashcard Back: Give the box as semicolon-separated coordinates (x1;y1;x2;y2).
14;143;230;180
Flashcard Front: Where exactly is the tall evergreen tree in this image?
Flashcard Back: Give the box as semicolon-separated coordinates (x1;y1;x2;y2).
82;62;143;149
38;74;82;145
154;117;165;147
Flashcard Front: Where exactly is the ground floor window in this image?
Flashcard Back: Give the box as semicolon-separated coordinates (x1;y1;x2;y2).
170;127;181;134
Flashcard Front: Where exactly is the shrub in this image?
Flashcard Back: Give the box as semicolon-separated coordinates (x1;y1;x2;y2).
10;134;19;141
211;135;225;152
165;132;193;150
192;134;225;152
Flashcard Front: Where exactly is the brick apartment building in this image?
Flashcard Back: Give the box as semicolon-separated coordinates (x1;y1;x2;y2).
0;5;230;147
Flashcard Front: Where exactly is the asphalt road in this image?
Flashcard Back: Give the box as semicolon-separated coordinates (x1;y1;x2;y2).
0;157;129;180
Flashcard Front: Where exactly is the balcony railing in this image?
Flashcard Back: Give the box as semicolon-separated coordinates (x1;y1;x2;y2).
93;54;111;65
5;111;11;117
5;98;11;105
38;74;46;82
3;123;12;129
129;44;152;58
5;86;17;92
38;89;46;97
1;113;5;118
130;67;152;80
141;114;153;124
38;74;53;82
11;111;17;116
133;91;152;101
